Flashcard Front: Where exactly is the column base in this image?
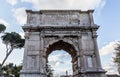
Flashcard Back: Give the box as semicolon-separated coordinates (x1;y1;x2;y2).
77;68;107;77
20;70;47;77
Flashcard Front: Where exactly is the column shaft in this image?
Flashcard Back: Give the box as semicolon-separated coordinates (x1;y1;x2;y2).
93;35;102;68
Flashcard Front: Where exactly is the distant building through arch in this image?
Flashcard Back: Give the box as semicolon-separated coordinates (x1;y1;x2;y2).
20;10;106;77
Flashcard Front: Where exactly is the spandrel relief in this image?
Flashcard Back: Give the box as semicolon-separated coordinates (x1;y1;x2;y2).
44;37;58;46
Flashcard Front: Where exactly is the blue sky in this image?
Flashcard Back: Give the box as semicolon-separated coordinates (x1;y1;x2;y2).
0;0;120;75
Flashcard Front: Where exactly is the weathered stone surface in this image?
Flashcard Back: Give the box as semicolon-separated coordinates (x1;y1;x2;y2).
20;10;106;77
25;10;94;26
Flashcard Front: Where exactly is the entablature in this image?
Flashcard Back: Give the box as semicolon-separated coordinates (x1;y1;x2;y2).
22;25;99;32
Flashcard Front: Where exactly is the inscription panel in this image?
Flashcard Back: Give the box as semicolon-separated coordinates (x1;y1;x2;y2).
27;11;91;26
41;14;79;26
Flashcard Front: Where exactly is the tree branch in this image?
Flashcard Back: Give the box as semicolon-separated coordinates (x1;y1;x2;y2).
1;47;13;67
5;44;9;55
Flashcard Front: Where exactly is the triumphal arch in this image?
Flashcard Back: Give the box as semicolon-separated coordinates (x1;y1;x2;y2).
20;10;106;77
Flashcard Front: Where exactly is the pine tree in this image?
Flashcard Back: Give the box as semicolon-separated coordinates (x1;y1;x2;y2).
113;41;120;74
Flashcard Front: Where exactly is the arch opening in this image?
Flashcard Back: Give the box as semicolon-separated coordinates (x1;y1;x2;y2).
48;50;73;77
46;40;78;77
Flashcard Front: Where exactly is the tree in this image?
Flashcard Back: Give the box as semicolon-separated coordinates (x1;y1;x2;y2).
46;64;54;77
12;65;22;77
113;41;120;74
0;24;6;33
1;32;25;66
2;63;14;76
1;63;22;77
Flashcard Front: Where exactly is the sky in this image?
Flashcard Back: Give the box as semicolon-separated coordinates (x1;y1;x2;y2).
0;0;120;76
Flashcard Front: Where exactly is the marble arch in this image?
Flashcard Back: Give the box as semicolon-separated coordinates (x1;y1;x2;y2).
46;40;77;57
20;10;106;77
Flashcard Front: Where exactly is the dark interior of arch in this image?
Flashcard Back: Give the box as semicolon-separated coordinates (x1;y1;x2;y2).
46;40;77;58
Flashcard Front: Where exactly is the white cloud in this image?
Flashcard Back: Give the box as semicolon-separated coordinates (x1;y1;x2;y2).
103;63;118;74
21;0;106;10
48;50;72;75
19;32;25;39
7;0;18;6
48;52;69;66
0;19;9;28
12;7;27;25
100;41;120;74
100;41;119;56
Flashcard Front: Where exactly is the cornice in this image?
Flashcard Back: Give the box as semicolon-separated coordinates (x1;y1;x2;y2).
26;9;94;14
22;25;99;32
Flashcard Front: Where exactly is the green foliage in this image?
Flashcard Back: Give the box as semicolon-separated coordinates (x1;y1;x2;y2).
12;65;22;77
0;63;22;77
0;24;6;33
0;25;23;77
113;41;120;74
1;32;25;49
1;32;25;66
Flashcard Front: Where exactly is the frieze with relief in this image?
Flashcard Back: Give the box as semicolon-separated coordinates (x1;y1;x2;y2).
44;31;80;35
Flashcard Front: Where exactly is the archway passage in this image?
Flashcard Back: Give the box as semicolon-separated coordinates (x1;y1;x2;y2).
48;50;73;77
46;40;78;77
